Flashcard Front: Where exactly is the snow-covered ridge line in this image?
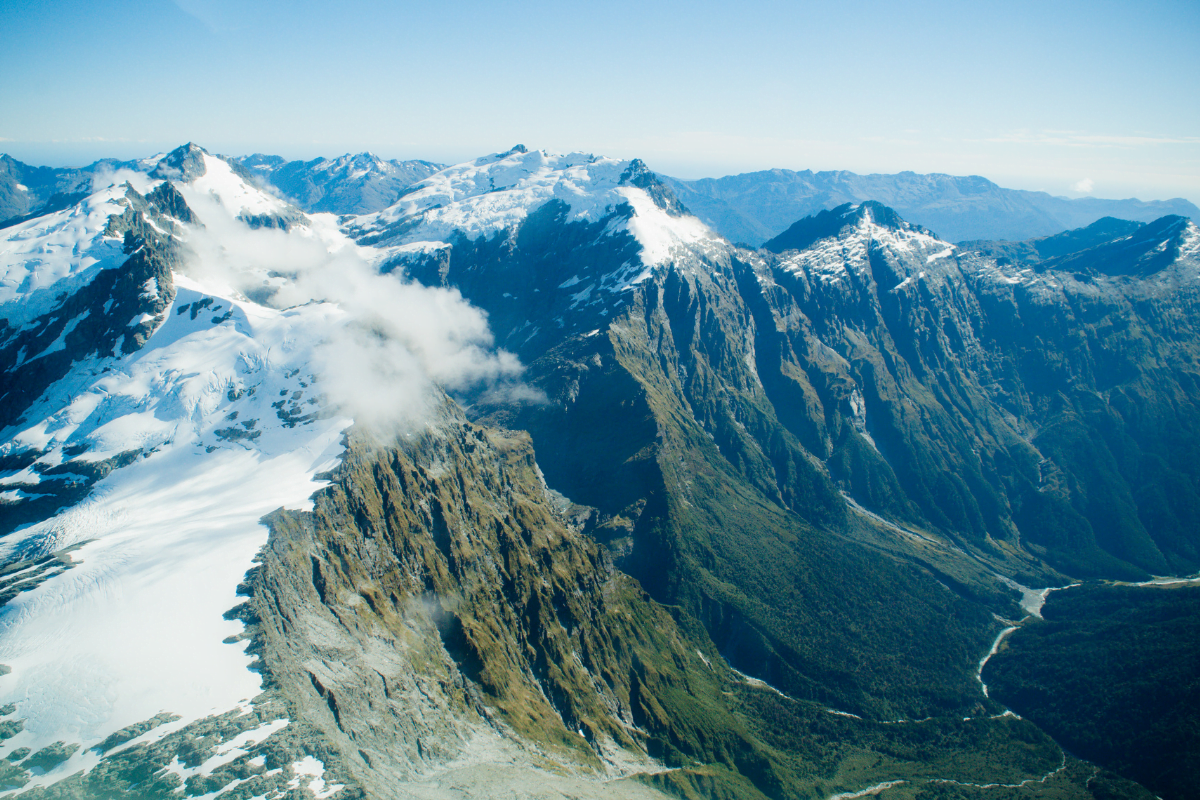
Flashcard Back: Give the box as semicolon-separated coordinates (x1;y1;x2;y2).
347;146;719;268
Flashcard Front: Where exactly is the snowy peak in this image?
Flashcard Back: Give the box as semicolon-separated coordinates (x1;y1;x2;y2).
1039;214;1199;278
763;201;935;254
348;147;715;268
620;158;689;217
188;152;304;225
149;142;210;182
766;201;954;292
0;144;524;778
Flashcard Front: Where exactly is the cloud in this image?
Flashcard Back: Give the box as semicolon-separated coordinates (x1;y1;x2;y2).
985;130;1200;148
90;167;146;193
1072;178;1095;193
177;189;524;435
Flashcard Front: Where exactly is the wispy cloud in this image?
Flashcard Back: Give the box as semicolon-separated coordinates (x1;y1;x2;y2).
1072;178;1095;193
42;137;139;145
178;189;525;434
985;130;1200;148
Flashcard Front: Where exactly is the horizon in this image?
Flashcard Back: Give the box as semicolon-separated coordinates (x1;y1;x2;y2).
3;141;1198;208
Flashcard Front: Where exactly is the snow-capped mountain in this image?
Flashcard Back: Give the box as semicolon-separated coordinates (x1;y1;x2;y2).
349;145;712;258
0;143;760;799
237;152;443;216
0;148;352;788
0;144;529;796
0;141;1193;800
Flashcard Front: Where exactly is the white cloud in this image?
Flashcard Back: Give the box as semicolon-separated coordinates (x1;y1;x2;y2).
178;190;523;436
1072;178;1095;193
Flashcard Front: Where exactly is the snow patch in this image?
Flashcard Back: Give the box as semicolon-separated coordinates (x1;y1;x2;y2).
287;755;344;799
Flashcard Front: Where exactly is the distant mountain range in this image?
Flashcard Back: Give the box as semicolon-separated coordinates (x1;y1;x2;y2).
5;151;1194;247
0;150;444;226
235;152;444;215
659;168;1200;245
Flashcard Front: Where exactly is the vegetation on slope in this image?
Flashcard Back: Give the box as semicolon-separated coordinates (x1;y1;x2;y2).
983;584;1200;800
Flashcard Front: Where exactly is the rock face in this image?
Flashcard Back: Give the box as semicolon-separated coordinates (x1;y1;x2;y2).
236;415;1069;800
0;181;184;429
661;168;1200;245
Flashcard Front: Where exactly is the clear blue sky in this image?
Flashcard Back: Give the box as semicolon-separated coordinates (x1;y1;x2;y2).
2;0;1197;203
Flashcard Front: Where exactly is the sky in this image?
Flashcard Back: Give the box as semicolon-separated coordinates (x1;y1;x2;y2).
2;0;1198;203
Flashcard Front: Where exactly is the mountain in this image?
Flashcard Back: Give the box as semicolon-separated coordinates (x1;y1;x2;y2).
0;147;294;229
0;155;104;226
660;168;1200;245
0;142;1184;799
957;216;1147;267
237;152;444;215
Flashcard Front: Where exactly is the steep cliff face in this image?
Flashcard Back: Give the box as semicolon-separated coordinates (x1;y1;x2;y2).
0;181;185;431
380;171;1200;727
233;414;1070;800
387;196;1007;722
240;418;686;798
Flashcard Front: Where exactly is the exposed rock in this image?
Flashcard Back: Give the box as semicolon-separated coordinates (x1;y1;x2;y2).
149;143;209;182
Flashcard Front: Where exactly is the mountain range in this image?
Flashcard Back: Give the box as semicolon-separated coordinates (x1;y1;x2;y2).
5;150;1195;247
659;169;1200;245
0;141;1193;799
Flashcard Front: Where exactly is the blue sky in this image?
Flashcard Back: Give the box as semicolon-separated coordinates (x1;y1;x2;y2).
2;0;1197;203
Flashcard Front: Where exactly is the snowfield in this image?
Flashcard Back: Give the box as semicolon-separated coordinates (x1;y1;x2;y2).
0;158;369;784
0;275;351;781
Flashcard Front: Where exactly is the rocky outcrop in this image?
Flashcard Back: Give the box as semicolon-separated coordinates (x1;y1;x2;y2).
149;143;209;182
240;414;718;795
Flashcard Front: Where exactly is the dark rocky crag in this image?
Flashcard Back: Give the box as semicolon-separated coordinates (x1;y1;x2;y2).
0;181;194;534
